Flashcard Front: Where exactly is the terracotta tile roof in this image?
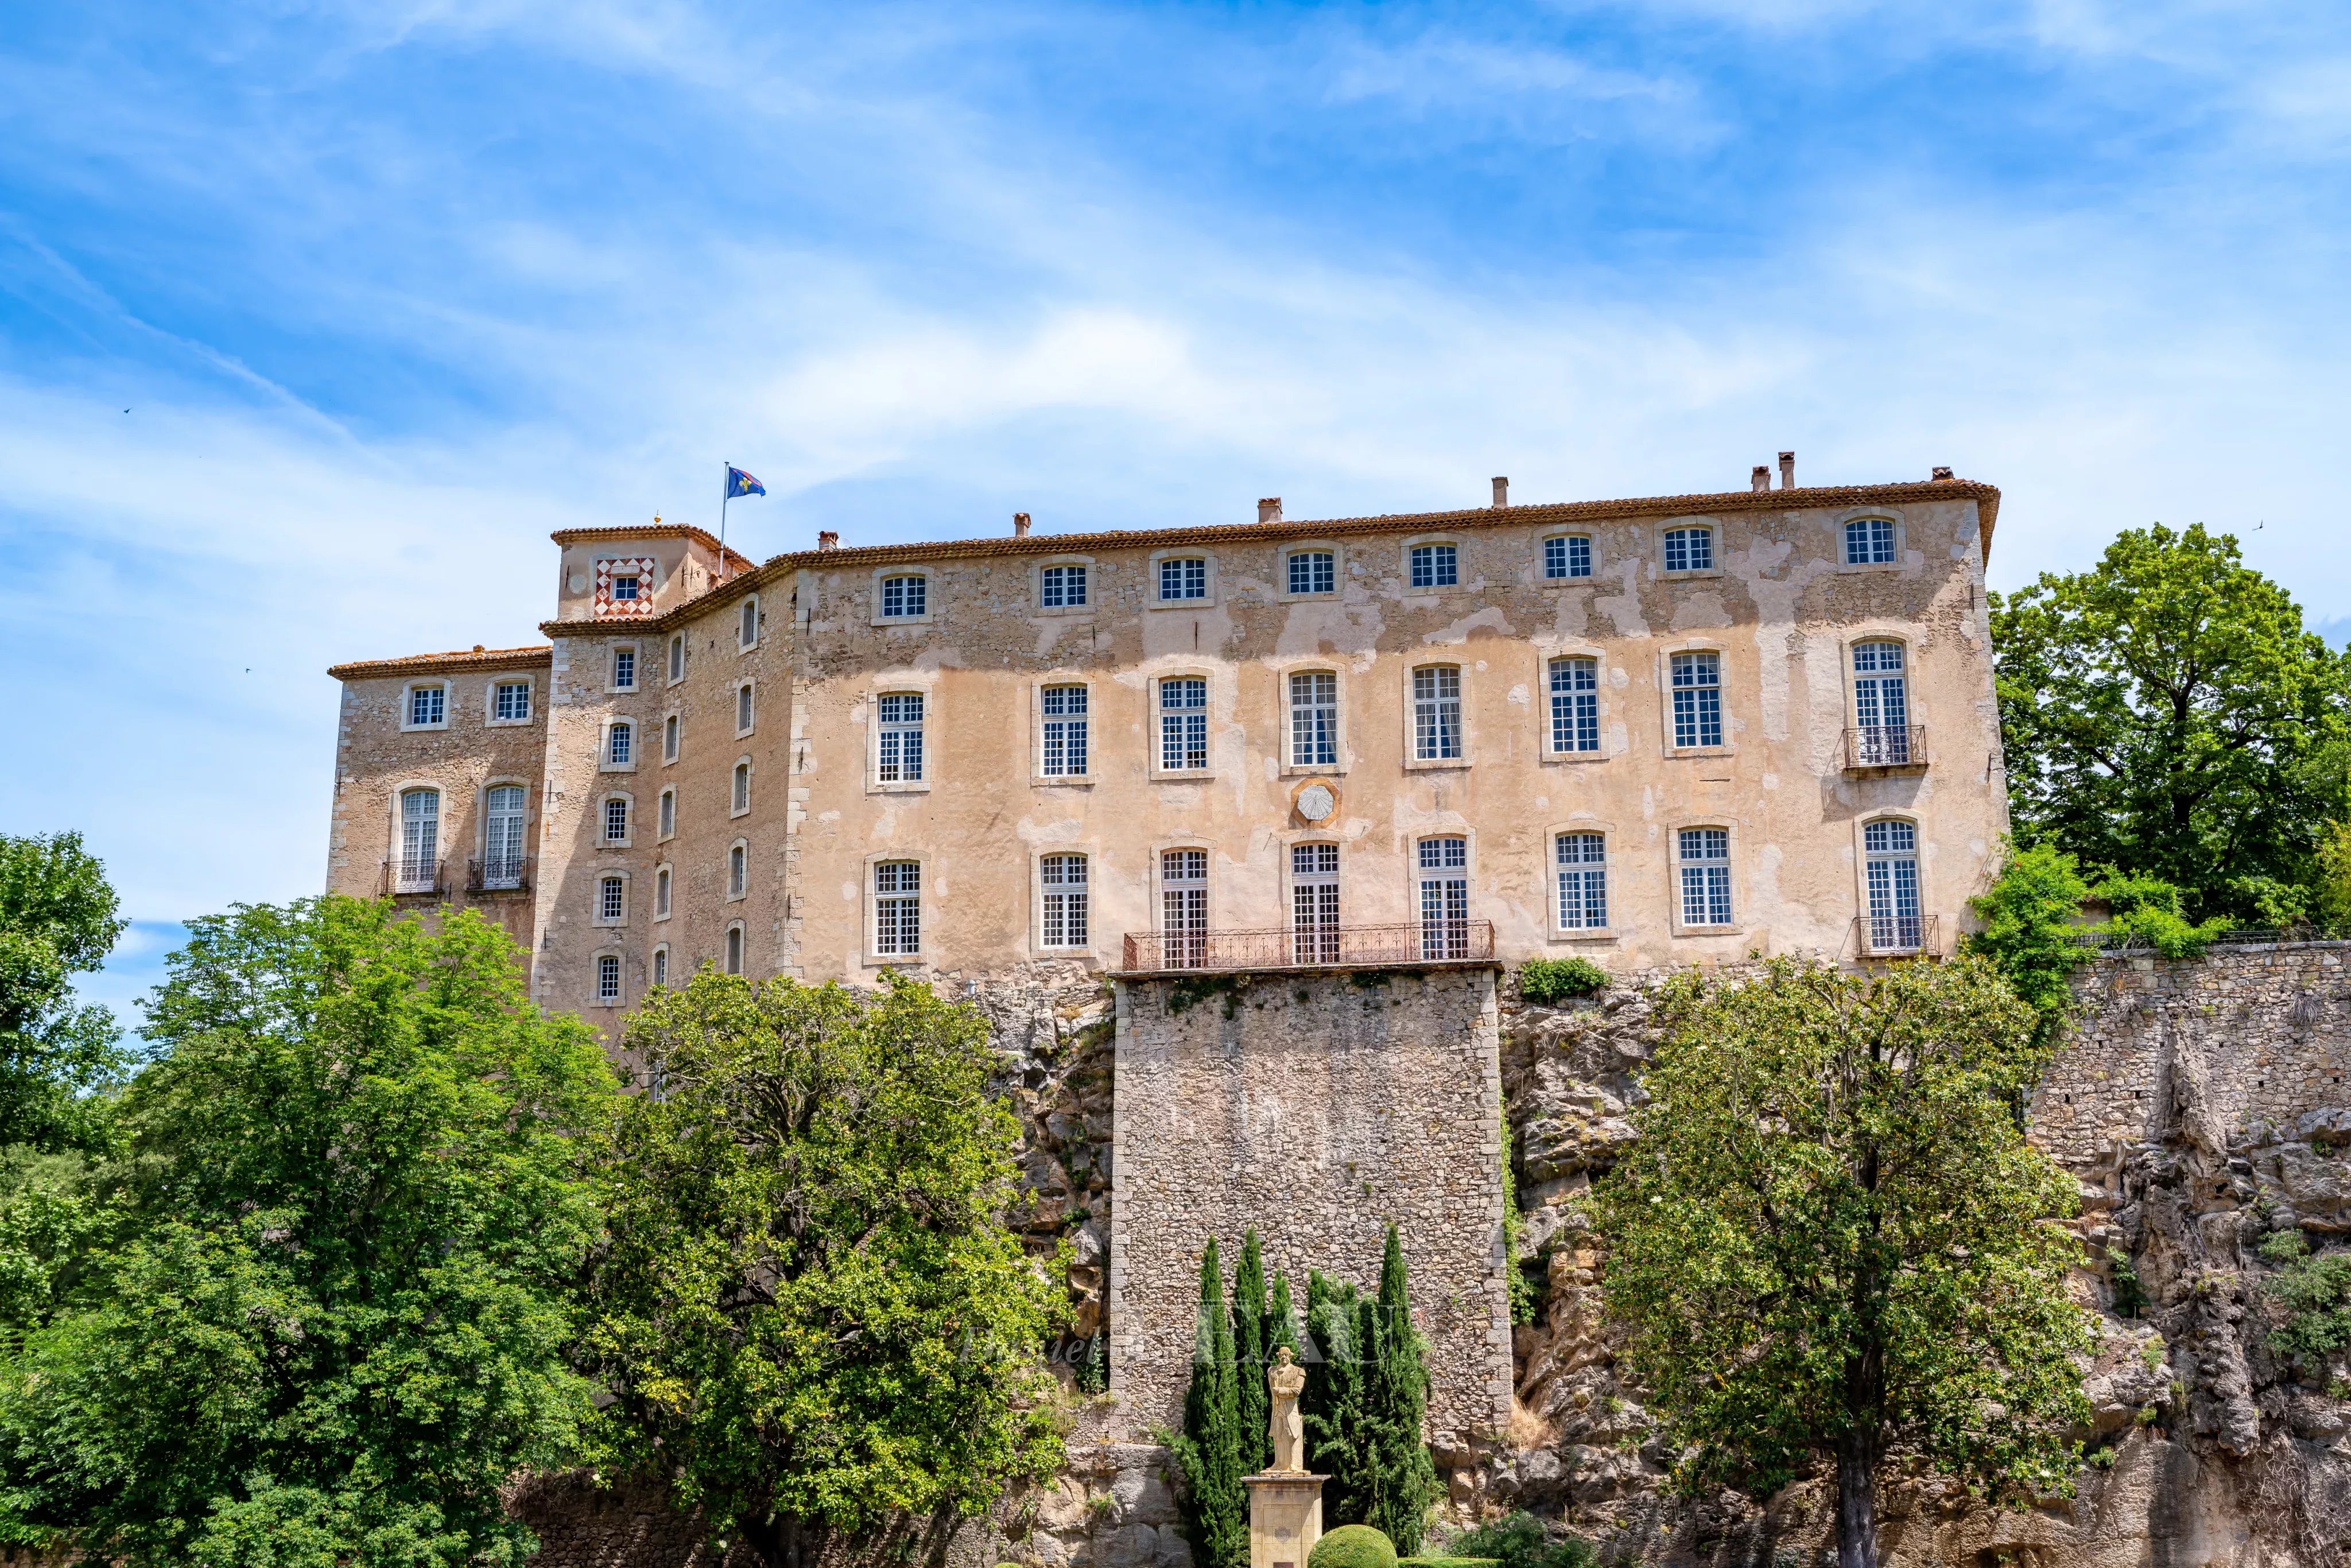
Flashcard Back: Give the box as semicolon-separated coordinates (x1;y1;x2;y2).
328;645;553;680
548;523;755;570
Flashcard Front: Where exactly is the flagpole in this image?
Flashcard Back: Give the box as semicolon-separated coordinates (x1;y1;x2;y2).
719;460;731;583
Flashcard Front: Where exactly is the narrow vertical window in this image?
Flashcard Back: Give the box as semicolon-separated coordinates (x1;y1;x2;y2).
493;681;531;721
664;713;680;761
1040;565;1088;608
1852;642;1911;764
880;575;927;618
1289;672;1338;767
728;843;747;898
1678;828;1733;926
725;924;744;975
603;797;629;844
1555;832;1607;930
874;861;921;955
1041;685;1089;778
1287;551;1334;595
651;945;668;987
655;865;671;918
658;788;675;838
1409;543;1458;588
483;785;526;889
876;693;925;782
1669;652;1723;748
1417;837;1469;958
739;597;759;649
397;789;439;892
668;634;685;682
612;646;637;689
1413;666;1462;761
408;686;445;727
1158;557;1207;601
1161;849;1208;967
1864;820;1923;951
1663;527;1714;572
732;762;751;814
597;953;621;1003
1547;658;1600;754
599;875;625;922
607;721;633;765
1290;843;1340;964
736;682;755;734
1845;518;1896;565
1158;678;1208;771
1041;855;1089;948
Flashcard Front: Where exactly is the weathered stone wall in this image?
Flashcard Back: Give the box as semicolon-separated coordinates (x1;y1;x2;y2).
1107;966;1515;1445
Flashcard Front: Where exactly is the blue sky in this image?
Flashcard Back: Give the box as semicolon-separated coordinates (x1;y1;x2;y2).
6;1;2350;1018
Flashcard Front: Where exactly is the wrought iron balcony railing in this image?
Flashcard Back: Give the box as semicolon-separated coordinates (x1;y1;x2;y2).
468;855;531;894
1845;725;1928;770
1120;919;1496;974
380;857;446;898
1852;913;1941;958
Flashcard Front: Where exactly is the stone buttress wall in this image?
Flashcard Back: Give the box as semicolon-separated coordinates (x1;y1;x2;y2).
1107;967;1514;1446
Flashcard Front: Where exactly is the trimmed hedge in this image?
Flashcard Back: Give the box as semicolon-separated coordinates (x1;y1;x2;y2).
1400;1558;1503;1567
1517;957;1608;1004
1310;1525;1398;1568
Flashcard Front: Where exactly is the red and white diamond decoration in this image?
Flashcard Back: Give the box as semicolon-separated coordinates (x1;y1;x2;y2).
593;556;659;619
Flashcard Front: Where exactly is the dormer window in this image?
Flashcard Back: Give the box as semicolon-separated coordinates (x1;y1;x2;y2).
594;556;659;619
610;571;640;603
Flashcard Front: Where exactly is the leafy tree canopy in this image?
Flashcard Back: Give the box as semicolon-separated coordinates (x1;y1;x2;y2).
1596;958;2090;1568
0;833;133;1154
0;897;618;1568
1992;522;2351;921
585;970;1064;1568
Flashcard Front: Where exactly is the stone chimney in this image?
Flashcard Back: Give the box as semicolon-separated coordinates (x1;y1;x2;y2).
1491;476;1509;509
1751;465;1770;492
1013;512;1031;538
1932;465;1954;481
1778;451;1796;490
1258;497;1282;524
817;531;839;552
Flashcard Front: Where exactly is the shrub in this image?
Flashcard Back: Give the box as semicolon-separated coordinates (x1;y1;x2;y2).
1963;840;2089;1019
1310;1525;1398;1568
1518;958;1608;1004
2261;1230;2351;1367
2091;871;2230;958
1400;1558;1503;1567
1442;1512;1597;1568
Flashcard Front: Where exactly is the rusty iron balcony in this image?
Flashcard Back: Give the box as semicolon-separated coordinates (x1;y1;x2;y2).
1851;913;1941;958
1119;920;1496;975
467;855;531;894
380;857;446;898
1845;724;1928;771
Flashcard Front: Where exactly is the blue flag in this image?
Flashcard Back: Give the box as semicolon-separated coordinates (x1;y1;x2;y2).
726;465;766;499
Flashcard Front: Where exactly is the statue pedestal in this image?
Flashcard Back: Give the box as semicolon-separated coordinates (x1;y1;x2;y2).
1242;1472;1326;1568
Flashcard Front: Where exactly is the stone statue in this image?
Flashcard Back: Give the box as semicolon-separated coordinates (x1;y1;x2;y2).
1268;1345;1308;1473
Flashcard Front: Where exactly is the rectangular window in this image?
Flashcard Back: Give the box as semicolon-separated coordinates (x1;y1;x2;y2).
736;684;754;733
1669;652;1723;749
669;634;685;682
1555;832;1607;929
1159;677;1208;771
655;866;671;918
493;681;531;721
1852;641;1911;763
1289;672;1338;767
652;946;668;987
876;693;925;782
880;575;928;618
610;572;640;603
1158;557;1207;601
1548;658;1600;754
1417;837;1469;959
1679;828;1733;926
408;686;445;727
732;762;751;814
612;646;636;689
664;713;680;762
607;721;633;765
398;789;439;891
1864;819;1923;950
1291;842;1340;965
658;789;674;838
1161;849;1208;968
1288;551;1335;595
1041;685;1089;778
1413;666;1462;760
1040;565;1088;608
1543;535;1592;580
603;797;629;844
875;861;921;954
599;876;625;922
1663;527;1714;573
597;953;621;1003
484;785;526;888
1409;543;1458;589
1041;854;1089;948
728;844;747;898
1845;518;1896;566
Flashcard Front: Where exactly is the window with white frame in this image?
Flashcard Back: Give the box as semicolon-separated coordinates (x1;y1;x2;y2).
739;597;759;649
1040;565;1088;609
610;566;642;604
1161;849;1207;967
1678;828;1733;926
1548;657;1600;754
1669;652;1723;748
1041;685;1088;778
655;865;671;918
1290;672;1338;767
492;681;531;722
1555;832;1607;930
736;682;755;735
732;761;751;814
408;685;447;727
596;953;621;1004
484;785;526;888
612;645;637;690
1291;842;1339;964
1413;666;1462;761
397;789;439;892
668;634;685;682
651;945;668;987
1040;855;1089;948
1851;641;1911;763
1663;526;1714;573
725;923;744;975
658;787;675;839
876;693;925;782
664;713;680;762
1543;535;1593;580
1864;819;1923;950
1158;557;1207;601
599;874;626;923
874;861;920;955
1158;678;1208;771
603;797;629;844
1287;550;1335;596
607;721;634;766
1417;837;1470;958
1409;543;1458;589
728;842;747;899
880;575;927;618
1845;518;1896;566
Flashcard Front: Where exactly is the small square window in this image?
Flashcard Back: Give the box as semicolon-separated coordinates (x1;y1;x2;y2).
880;575;928;618
1040;565;1088;608
610;573;641;603
408;686;445;727
1844;518;1897;566
1288;551;1336;595
492;681;531;721
1543;535;1592;580
1409;544;1458;589
1664;527;1714;573
1158;557;1208;601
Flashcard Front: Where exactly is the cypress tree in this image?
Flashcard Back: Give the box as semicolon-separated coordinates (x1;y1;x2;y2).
1360;1225;1441;1553
1168;1240;1248;1568
1301;1270;1370;1524
1267;1271;1300;1363
1232;1229;1270;1473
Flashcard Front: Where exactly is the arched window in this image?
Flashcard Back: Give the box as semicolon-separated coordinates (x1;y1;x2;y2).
1291;843;1340;964
728;842;747;899
596;953;621;1004
1413;666;1461;760
664;713;680;761
1417;837;1469;958
1864;820;1923;952
1547;657;1599;754
607;721;633;766
736;681;755;735
1555;832;1607;930
598;875;626;923
732;761;751;814
1289;672;1337;767
655;865;672;919
397;789;440;893
483;785;526;888
603;797;629;844
1852;642;1911;763
651;945;669;988
725;923;745;975
668;633;686;682
1845;518;1896;566
658;787;676;838
1677;828;1733;927
739;596;759;649
1041;855;1089;948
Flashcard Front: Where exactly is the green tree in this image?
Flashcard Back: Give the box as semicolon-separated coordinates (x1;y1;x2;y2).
1232;1230;1271;1474
0;896;618;1567
1302;1271;1368;1520
586;970;1064;1568
0;832;133;1155
1168;1239;1247;1568
1992;522;2351;920
1267;1271;1299;1363
1964;841;2090;1026
1360;1226;1439;1553
1595;958;2090;1568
